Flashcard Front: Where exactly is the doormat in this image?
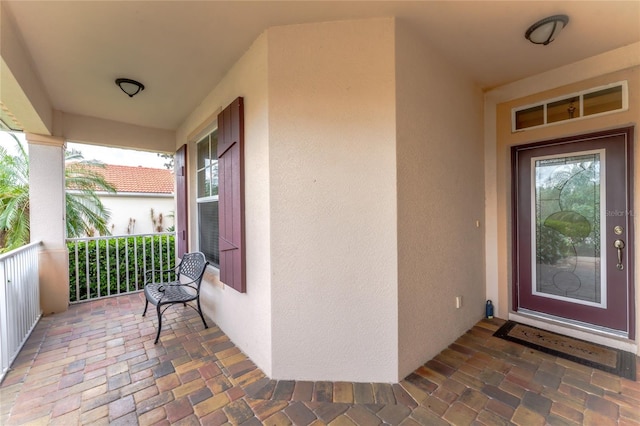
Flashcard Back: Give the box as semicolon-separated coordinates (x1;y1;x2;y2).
493;321;636;380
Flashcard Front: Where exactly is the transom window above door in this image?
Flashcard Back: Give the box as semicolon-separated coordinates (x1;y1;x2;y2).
512;81;628;132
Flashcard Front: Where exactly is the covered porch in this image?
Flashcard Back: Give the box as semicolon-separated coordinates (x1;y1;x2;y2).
2;292;638;425
1;0;639;392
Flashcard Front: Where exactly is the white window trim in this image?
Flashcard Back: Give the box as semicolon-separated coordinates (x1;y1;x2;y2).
196;132;219;204
195;128;220;267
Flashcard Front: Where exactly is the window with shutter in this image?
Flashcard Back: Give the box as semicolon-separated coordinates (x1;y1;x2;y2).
175;144;188;258
217;97;245;293
196;131;220;266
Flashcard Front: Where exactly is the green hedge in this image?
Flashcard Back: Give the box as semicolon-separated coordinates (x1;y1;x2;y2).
68;234;175;302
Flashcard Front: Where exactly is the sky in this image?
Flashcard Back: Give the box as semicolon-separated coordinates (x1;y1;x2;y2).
0;131;168;169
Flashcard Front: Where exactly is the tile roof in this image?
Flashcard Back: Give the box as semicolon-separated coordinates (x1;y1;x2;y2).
73;164;174;194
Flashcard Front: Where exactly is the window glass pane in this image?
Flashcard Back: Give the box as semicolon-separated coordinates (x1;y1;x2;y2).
204;166;213;197
210;131;219;196
197;136;209;170
198;201;219;266
197;169;207;198
547;97;578;123
211;162;219;196
515;105;544;130
584;86;622;116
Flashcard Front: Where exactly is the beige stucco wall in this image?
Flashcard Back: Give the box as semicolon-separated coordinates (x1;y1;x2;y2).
176;33;272;375
268;18;398;382
99;194;174;236
395;21;485;379
486;43;640;351
177;17;400;382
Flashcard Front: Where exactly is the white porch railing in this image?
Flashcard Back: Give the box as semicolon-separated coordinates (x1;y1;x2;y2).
66;232;175;303
0;241;42;383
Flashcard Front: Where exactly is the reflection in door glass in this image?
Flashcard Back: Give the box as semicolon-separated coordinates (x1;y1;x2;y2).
533;152;604;306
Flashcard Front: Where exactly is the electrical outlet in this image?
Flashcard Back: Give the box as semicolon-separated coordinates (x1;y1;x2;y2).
456;296;463;309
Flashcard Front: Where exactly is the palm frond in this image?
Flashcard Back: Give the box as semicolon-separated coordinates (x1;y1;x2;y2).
0;143;119;249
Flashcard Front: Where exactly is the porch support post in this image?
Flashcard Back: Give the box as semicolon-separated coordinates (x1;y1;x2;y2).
26;133;69;314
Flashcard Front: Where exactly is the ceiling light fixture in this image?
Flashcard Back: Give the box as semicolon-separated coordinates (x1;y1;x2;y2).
115;78;145;97
525;14;569;45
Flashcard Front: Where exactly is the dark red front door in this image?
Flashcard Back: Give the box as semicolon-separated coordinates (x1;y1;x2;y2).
513;127;634;337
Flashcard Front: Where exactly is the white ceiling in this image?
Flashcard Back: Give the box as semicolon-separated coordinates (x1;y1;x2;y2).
4;1;640;131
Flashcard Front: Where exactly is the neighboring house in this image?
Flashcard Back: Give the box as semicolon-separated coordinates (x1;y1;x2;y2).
93;164;174;236
1;2;639;385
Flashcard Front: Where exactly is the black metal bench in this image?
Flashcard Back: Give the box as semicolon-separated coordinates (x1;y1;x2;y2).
142;252;209;343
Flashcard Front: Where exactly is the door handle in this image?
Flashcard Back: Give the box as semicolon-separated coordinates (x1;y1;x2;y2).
614;239;625;270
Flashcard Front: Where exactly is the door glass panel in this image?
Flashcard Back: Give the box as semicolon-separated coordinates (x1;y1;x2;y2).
532;151;605;307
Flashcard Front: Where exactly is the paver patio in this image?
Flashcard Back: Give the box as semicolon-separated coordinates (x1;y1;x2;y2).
1;292;638;425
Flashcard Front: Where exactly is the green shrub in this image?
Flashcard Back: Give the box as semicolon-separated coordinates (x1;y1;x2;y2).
68;234;175;302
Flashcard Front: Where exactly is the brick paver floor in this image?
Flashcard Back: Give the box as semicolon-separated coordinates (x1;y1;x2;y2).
1;292;639;425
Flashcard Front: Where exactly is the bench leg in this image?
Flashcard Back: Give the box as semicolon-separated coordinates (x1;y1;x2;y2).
154;304;163;344
197;297;208;329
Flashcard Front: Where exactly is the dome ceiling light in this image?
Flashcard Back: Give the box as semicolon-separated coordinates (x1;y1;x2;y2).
115;78;145;97
525;15;569;45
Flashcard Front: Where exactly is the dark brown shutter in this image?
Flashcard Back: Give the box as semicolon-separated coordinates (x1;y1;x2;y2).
175;144;188;258
217;97;245;292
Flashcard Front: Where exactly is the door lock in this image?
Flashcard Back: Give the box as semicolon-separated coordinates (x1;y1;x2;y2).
614;239;625;270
